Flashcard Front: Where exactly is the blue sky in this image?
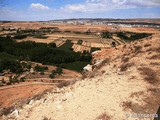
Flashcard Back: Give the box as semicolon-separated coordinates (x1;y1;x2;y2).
0;0;160;21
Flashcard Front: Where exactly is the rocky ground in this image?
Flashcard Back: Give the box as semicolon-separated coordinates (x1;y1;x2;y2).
2;34;160;120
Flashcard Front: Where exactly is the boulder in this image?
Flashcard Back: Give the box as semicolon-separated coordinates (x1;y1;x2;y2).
29;100;34;105
9;109;19;119
83;64;92;72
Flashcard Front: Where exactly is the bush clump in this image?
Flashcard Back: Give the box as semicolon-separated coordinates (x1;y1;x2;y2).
138;67;158;84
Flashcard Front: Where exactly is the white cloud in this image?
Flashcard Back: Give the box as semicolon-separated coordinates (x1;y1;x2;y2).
30;3;49;10
112;0;127;4
62;0;160;13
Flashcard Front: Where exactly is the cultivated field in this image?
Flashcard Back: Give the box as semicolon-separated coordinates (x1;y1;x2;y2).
2;22;159;53
0;83;54;109
16;32;113;53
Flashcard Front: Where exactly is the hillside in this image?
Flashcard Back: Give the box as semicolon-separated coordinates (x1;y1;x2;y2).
2;34;160;120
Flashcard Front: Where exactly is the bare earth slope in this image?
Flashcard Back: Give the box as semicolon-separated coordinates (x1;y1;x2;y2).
3;34;160;120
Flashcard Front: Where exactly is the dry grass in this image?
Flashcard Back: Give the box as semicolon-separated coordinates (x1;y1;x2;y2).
138;67;158;84
121;101;132;110
1;106;15;116
149;54;160;59
144;43;151;47
57;81;71;88
43;116;52;120
57;80;76;88
96;113;111;120
150;62;160;66
130;91;144;98
121;56;129;63
146;48;152;52
133;45;142;54
120;62;134;71
101;70;106;74
154;46;160;53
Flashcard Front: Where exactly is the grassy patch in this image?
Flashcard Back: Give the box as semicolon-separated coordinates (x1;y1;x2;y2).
0;52;18;61
90;47;101;53
58;40;73;51
117;32;151;42
33;35;48;39
13;34;27;39
59;61;88;72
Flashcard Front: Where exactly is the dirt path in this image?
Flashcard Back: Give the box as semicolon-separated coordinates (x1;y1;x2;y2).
0;82;56;90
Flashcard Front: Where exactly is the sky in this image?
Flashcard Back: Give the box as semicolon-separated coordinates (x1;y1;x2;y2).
0;0;160;21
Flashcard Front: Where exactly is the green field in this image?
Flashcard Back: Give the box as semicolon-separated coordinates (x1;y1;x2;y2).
0;52;18;61
58;40;73;51
59;61;89;72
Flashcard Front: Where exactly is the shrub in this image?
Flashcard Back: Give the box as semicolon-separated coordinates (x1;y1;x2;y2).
48;43;56;48
2;106;15;116
20;77;26;82
9;76;19;84
121;101;132;110
0;83;4;86
2;78;6;84
121;56;129;63
34;65;48;72
57;81;70;88
13;34;27;39
43;116;51;120
149;54;160;59
96;113;111;120
101;32;112;38
49;74;55;79
144;43;151;47
56;67;63;75
111;41;116;47
133;45;142;53
120;62;134;71
138;67;158;84
6;82;11;85
40;72;45;75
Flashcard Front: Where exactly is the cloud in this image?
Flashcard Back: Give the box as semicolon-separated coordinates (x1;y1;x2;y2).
30;3;49;10
62;0;160;13
123;0;160;7
112;0;127;4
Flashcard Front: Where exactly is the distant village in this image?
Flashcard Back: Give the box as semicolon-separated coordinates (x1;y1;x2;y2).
44;19;160;28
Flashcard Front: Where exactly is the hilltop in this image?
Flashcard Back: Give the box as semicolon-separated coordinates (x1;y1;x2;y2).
2;33;160;120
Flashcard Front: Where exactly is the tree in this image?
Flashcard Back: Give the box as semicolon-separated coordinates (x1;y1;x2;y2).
0;67;2;73
49;70;56;78
9;76;19;84
77;39;83;45
34;65;48;72
56;67;63;75
2;78;6;84
111;41;116;47
20;77;26;82
0;42;2;52
48;43;56;48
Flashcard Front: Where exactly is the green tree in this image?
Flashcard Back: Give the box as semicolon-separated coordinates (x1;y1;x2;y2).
48;43;56;48
56;67;63;75
20;77;26;82
111;41;116;47
49;70;56;78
